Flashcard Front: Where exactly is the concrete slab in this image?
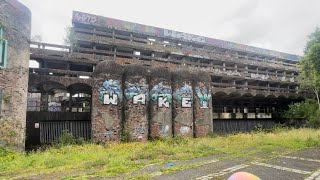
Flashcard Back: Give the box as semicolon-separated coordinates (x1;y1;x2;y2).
287;148;320;160
152;158;250;180
265;157;320;172
221;165;307;180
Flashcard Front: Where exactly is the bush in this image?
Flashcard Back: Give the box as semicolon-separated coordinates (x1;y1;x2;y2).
53;130;86;147
283;99;320;128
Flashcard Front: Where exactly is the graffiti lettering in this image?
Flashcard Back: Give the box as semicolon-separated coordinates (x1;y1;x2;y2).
195;86;211;109
158;97;170;108
125;82;149;105
74;12;98;24
133;94;146;105
182;97;192;108
150;82;172;108
173;83;193;108
99;80;122;104
103;94;118;105
164;29;206;43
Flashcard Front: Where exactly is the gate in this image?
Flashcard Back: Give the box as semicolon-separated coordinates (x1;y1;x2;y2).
26;112;91;148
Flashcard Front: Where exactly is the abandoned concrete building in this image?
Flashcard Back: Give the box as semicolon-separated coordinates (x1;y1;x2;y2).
0;0;307;150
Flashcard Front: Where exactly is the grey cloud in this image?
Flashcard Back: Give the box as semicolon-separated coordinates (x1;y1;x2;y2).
19;0;320;55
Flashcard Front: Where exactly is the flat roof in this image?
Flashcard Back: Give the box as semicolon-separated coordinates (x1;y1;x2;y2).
72;11;300;61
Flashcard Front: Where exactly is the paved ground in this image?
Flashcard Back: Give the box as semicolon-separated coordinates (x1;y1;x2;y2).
150;148;320;180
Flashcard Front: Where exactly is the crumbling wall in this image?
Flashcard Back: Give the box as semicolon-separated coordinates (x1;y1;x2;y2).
172;69;194;137
0;0;31;151
149;67;172;139
193;71;213;137
123;64;149;141
91;61;124;142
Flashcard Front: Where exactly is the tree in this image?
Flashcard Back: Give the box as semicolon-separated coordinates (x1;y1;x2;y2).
64;26;76;47
299;28;320;110
305;27;320;54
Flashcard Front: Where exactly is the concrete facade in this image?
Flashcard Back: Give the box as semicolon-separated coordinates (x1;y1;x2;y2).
0;4;309;146
0;0;31;150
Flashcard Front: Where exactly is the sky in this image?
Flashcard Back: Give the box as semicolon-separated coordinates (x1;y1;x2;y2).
19;0;320;56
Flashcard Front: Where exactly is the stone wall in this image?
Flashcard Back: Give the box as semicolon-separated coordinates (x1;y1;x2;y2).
0;0;31;150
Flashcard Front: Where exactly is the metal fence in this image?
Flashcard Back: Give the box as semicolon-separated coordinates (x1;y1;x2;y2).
40;121;91;144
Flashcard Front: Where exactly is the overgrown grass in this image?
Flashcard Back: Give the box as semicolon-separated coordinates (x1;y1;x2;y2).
1;128;320;179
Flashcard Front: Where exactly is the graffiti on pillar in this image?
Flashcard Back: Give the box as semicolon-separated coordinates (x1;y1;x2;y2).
195;86;212;109
99;80;122;105
150;82;172;108
124;82;149;105
173;83;193;108
160;124;170;134
180;126;191;135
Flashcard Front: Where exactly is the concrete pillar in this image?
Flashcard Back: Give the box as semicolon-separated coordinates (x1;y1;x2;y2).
172;69;193;137
113;47;117;58
149;67;172;139
193;71;213;137
0;0;31;150
92;61;124;142
40;92;49;112
124;64;149;141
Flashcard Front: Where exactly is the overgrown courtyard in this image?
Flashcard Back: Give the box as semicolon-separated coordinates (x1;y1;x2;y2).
1;128;320;179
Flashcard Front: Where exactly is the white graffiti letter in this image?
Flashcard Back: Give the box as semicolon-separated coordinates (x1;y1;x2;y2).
158;97;170;108
181;97;192;108
133;94;146;105
104;94;118;105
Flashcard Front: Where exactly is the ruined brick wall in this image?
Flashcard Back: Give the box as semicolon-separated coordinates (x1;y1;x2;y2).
193;72;213;137
91;61;124;142
0;0;31;150
149;67;172;139
123;64;149;141
172;70;194;137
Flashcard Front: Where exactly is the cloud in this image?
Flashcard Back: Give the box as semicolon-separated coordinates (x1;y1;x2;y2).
19;0;320;55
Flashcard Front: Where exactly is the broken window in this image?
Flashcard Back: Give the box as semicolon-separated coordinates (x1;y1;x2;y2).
0;27;8;68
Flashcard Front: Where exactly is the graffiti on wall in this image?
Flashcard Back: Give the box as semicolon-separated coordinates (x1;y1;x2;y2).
150;82;172;108
164;29;205;43
99;80;122;105
195;86;212;109
124;82;149;105
173;83;193;108
251;73;270;81
73;11;98;24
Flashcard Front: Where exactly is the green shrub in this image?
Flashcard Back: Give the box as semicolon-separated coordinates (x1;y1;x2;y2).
53;130;86;147
283;99;320;128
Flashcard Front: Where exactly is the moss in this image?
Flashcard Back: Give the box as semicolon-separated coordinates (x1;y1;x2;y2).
94;61;124;76
3;93;12;104
124;64;149;77
150;67;171;80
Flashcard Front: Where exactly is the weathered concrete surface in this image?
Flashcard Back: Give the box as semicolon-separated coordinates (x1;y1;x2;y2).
172;69;194;137
149;67;172;139
153;148;320;180
124;64;149;141
0;0;31;150
91;61;123;142
193;71;213;137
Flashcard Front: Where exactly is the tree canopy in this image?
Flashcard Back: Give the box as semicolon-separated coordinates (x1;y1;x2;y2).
299;28;320;110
